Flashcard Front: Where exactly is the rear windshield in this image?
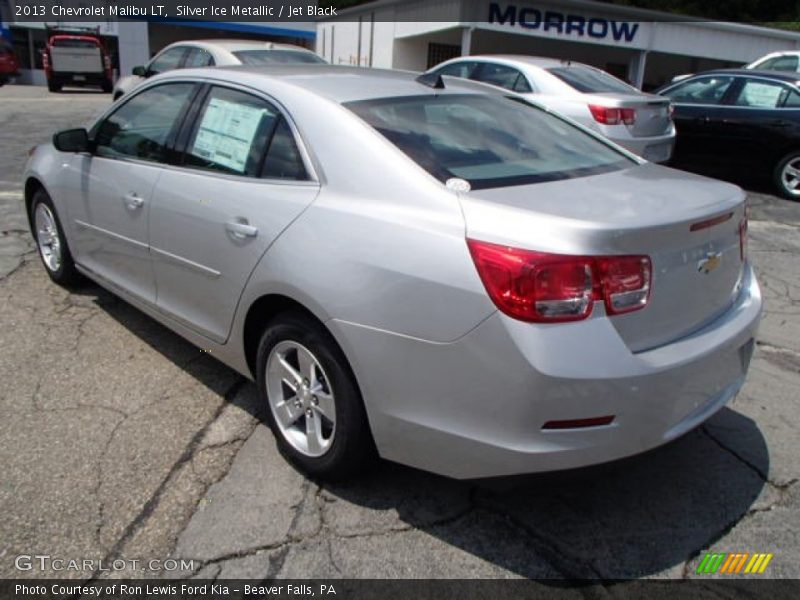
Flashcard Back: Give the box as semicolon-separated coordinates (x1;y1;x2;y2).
51;38;100;49
548;65;636;94
345;94;634;190
232;50;326;65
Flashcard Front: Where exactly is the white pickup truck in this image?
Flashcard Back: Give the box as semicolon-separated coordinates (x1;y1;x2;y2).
43;34;113;93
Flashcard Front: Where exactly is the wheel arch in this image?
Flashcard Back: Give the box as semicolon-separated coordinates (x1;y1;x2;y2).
24;177;47;231
242;293;328;380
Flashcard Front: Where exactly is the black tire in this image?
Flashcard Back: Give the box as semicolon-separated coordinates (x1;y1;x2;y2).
30;189;82;286
47;79;62;93
256;311;375;480
101;81;113;94
774;151;800;201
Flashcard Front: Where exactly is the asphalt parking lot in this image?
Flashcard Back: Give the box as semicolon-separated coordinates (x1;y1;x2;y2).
0;84;798;582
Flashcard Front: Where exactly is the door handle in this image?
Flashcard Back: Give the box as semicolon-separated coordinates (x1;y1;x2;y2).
226;220;258;239
123;192;144;210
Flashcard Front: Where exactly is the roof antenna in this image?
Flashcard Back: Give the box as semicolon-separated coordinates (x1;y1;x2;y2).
415;72;445;89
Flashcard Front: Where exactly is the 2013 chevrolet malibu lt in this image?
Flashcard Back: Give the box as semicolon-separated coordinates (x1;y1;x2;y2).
24;66;762;480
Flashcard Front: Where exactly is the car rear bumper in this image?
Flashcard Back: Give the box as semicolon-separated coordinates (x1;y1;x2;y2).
330;264;761;479
602;126;676;163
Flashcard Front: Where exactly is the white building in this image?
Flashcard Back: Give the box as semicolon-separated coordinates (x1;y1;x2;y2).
317;0;800;90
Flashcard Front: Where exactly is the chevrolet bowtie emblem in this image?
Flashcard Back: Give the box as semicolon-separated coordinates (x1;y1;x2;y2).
698;252;722;274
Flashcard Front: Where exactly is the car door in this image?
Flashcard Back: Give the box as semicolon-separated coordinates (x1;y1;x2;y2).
715;77;800;171
148;84;320;343
660;74;737;164
69;82;198;302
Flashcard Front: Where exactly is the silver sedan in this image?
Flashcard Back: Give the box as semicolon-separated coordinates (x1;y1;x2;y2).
427;55;676;163
113;39;326;99
24;65;761;479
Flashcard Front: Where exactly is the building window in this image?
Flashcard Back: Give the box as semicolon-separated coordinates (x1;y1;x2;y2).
427;43;460;70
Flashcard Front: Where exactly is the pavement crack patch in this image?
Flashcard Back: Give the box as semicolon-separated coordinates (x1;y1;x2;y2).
701;426;768;482
88;376;248;581
477;503;605;580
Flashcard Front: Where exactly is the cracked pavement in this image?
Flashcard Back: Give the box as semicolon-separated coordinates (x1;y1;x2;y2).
1;86;798;582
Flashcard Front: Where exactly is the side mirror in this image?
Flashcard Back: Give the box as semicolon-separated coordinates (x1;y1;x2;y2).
53;128;90;153
132;65;146;77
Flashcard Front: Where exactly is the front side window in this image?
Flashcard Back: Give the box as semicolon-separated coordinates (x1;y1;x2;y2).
730;79;789;108
662;75;735;105
473;63;532;93
185;86;308;180
94;83;195;162
149;47;187;75
346;94;634;190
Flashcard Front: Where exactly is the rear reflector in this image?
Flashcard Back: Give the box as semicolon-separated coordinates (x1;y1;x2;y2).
542;416;615;430
467;239;651;323
689;212;733;232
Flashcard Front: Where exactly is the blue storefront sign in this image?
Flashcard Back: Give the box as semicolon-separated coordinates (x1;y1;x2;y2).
488;2;639;43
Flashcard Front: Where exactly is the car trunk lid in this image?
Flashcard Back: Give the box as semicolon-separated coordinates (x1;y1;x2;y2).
458;163;746;352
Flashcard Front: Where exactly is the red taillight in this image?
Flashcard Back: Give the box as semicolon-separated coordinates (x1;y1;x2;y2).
467;239;651;323
595;256;651;315
588;105;636;126
620;108;636;125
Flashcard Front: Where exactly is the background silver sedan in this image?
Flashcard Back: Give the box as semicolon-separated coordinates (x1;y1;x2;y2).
113;39;326;99
24;66;760;480
427;55;676;163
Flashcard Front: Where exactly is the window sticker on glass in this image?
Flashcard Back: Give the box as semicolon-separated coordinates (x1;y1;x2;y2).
738;82;783;108
191;98;268;173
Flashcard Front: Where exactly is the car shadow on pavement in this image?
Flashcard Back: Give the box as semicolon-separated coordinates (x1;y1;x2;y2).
321;413;768;581
80;280;769;580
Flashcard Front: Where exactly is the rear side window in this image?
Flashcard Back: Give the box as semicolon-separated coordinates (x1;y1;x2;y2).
753;55;799;73
662;76;735;105
346;94;633;190
232;50;326;65
548;65;635;93
184;86;308;180
473;63;532;93
730;79;788;108
184;48;215;68
433;61;479;79
94;83;195;163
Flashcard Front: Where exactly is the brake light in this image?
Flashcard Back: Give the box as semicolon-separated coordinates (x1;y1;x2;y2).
467;240;651;323
588;105;636;126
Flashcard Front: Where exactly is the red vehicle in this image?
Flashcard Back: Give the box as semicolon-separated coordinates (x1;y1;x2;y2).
0;38;19;86
42;28;113;93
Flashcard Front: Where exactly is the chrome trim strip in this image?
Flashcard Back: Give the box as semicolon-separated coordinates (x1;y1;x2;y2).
74;219;148;250
150;246;221;278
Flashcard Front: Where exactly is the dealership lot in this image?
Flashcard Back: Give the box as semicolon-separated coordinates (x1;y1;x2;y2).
0;85;798;580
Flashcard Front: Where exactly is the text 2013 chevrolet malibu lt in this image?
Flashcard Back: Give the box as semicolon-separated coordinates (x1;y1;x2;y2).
24;66;761;479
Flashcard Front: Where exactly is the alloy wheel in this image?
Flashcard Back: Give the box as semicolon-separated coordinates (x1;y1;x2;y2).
34;203;62;272
265;340;336;457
